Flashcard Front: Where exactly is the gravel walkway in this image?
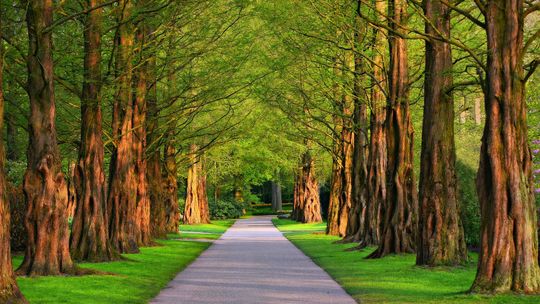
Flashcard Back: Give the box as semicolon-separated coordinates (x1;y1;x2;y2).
151;215;357;304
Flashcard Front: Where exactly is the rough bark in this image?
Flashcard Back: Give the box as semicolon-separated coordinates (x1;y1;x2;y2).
292;169;305;222
344;0;370;243
18;0;76;276
416;0;467;266
360;0;388;248
163;135;180;233
471;0;540;293
0;11;27;300
183;145;210;224
70;0;118;262
107;0;139;254
132;26;152;247
368;0;417;258
147;61;167;239
301;151;322;223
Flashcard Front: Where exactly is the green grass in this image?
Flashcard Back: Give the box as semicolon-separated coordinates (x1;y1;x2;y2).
247;203;293;216
14;220;235;304
273;219;540;304
166;219;236;240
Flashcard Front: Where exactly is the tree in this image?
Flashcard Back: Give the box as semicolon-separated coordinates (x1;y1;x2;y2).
0;8;27;301
416;0;467;266
70;0;118;262
107;0;139;254
368;0;417;258
163;133;180;233
298;150;323;223
18;0;76;276
471;0;540;293
271;181;282;212
183;144;211;224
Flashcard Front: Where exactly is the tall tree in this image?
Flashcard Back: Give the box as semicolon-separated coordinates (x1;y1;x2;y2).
369;0;417;258
163;132;180;233
183;144;210;224
70;0;118;262
416;0;467;266
271;181;283;212
344;0;369;244
361;0;388;248
300;150;322;223
18;0;76;276
0;8;27;301
132;23;152;247
471;0;540;293
107;0;139;254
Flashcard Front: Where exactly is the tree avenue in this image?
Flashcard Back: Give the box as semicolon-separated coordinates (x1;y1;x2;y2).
0;0;539;301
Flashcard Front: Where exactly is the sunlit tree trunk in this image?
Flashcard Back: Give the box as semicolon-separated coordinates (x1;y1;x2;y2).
417;0;467;266
107;0;139;254
70;0;118;262
360;0;388;248
18;0;76;276
345;0;369;243
183;145;210;224
369;0;417;258
0;10;27;300
292;169;305;222
471;0;540;293
301;151;322;223
132;25;152;247
163;133;180;233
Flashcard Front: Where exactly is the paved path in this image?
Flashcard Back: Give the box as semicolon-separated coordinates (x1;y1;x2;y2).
151;216;357;304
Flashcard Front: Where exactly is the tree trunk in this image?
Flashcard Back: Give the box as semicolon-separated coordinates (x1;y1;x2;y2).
416;0;467;267
344;0;369;243
147;60;167;239
301;151;322;223
327;152;343;234
368;0;417;259
107;0;139;254
0;10;27;300
132;26;152;247
271;181;282;212
70;0;118;262
183;144;209;224
471;0;540;293
18;0;76;276
163;134;180;233
360;0;388;248
292;169;305;222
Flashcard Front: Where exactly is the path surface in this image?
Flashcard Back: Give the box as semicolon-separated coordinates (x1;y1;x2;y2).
151;216;357;304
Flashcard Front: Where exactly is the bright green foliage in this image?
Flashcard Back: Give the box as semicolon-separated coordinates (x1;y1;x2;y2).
273;219;539;304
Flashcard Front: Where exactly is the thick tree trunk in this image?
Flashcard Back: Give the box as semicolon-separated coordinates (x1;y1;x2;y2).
183;145;210;224
344;0;369;243
0;11;27;301
416;0;467;266
358;0;388;248
70;0;118;262
147;61;167;239
107;0;139;254
471;0;540;293
368;0;417;259
292;169;305;222
18;0;76;276
301;151;322;223
163;135;180;233
132;27;152;247
327;152;343;234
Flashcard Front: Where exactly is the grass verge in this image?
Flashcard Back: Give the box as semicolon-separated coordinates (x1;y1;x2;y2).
14;220;235;304
273;218;540;304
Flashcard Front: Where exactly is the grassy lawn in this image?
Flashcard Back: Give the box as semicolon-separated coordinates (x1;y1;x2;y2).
273;219;540;304
14;220;235;304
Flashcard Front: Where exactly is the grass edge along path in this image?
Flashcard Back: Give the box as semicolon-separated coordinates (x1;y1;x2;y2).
272;218;540;304
14;219;235;304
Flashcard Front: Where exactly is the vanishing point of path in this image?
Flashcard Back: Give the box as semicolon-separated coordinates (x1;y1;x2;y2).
152;216;357;304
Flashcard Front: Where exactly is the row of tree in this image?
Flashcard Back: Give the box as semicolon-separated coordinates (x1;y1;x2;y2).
285;0;540;294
